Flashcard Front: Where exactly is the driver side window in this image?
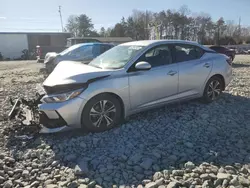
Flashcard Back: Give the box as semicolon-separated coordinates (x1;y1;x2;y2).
70;45;93;60
140;45;172;67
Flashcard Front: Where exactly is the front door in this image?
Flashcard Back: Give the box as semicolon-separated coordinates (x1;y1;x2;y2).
128;44;179;110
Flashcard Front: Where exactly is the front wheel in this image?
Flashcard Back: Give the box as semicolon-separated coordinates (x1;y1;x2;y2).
202;76;223;103
81;94;122;132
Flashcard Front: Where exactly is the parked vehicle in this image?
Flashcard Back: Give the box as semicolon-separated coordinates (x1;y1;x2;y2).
10;40;233;134
209;45;236;61
44;43;114;73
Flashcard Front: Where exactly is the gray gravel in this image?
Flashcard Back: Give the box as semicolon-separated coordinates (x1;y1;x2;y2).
0;57;250;188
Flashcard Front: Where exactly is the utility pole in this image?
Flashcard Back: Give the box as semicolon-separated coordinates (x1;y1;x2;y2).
238;16;241;37
58;6;64;32
217;25;220;45
145;10;148;40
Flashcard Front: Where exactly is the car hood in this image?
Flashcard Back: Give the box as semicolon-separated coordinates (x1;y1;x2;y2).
43;61;111;87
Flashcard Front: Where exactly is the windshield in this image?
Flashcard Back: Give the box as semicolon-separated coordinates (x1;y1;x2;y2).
59;44;83;56
88;45;145;69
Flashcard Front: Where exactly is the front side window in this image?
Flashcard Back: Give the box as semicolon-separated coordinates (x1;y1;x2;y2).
59;44;82;56
174;44;204;63
88;45;145;69
77;45;94;60
140;45;172;67
65;45;94;60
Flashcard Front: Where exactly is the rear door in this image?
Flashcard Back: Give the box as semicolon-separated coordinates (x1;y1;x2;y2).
174;44;212;98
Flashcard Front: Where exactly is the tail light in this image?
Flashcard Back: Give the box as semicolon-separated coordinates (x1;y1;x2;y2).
226;58;232;66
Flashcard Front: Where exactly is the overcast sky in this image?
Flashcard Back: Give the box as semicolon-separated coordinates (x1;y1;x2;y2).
0;0;250;32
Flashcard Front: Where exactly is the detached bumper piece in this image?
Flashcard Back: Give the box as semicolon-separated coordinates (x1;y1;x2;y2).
8;93;70;135
8;94;42;125
7;94;43;138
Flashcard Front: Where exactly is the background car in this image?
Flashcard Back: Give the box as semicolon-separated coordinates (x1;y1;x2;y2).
44;43;114;73
209;45;236;61
38;40;232;133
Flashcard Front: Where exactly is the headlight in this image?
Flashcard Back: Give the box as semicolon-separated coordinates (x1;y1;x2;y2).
42;88;84;103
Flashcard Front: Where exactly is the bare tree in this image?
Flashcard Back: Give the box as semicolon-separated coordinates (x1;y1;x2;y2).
98;5;250;44
225;20;236;37
99;27;106;37
66;15;79;37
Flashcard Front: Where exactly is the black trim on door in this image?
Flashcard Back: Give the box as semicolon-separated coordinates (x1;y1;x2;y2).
127;44;175;73
171;43;206;64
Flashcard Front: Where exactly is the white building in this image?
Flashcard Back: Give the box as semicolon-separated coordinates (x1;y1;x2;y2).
0;32;71;59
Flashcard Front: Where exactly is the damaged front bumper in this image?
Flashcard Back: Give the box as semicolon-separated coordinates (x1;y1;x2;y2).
8;91;81;134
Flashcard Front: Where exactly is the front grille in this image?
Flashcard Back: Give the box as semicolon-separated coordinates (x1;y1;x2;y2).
39;111;67;129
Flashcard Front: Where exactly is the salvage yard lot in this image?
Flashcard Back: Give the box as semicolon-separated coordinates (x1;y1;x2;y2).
0;56;250;187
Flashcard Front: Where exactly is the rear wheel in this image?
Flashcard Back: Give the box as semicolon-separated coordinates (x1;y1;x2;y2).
202;76;223;103
81;94;122;132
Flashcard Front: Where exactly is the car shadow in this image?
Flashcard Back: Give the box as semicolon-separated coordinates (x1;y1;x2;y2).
4;93;250;187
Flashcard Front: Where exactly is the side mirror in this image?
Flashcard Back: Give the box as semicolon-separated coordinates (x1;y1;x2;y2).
135;61;151;71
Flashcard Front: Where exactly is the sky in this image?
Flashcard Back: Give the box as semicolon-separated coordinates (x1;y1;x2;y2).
0;0;250;32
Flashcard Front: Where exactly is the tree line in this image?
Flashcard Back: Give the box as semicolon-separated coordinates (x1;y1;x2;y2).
66;5;250;45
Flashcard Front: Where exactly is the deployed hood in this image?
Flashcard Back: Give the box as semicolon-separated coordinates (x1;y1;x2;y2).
44;52;59;64
43;61;111;87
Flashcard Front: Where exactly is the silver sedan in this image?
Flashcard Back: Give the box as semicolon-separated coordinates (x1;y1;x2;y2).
38;40;232;133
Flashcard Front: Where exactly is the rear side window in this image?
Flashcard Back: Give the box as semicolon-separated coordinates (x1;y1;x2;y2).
100;44;113;54
174;44;204;63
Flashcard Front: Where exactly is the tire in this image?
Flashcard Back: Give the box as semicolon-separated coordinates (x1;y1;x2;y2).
202;76;223;103
81;94;122;132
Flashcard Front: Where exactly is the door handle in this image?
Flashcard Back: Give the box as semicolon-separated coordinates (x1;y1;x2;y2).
167;70;177;76
204;63;210;68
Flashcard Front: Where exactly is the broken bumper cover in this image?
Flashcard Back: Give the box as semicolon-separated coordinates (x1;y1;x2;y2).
8;93;84;134
38;111;71;133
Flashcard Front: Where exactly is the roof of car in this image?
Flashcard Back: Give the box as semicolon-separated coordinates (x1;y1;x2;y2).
120;40;214;52
76;42;114;46
121;40;200;46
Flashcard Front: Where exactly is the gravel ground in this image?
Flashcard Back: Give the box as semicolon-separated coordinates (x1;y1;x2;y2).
0;56;250;188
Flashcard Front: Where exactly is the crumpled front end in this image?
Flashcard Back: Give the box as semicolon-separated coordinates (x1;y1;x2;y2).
8;84;84;134
38;94;85;133
8;62;110;135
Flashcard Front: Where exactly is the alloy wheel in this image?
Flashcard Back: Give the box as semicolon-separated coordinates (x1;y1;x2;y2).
207;80;221;100
89;100;116;128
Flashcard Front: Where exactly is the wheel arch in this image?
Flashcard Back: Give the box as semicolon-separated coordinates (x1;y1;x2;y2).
101;92;125;119
80;92;126;126
209;74;226;90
